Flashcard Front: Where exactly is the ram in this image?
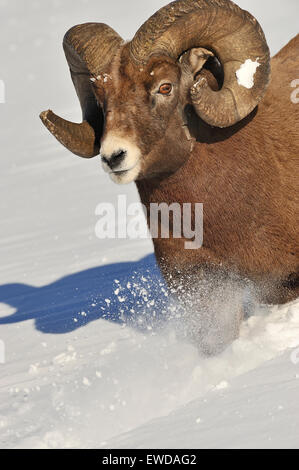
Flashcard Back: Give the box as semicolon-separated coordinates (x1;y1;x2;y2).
40;0;298;352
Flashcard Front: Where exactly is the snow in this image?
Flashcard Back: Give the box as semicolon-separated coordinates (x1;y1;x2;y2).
106;350;299;449
236;59;260;89
0;0;298;449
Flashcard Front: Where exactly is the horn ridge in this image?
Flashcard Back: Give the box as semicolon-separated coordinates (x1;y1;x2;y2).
40;110;99;158
40;23;123;156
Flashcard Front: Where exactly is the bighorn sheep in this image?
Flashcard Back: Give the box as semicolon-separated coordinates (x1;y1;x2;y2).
40;0;298;352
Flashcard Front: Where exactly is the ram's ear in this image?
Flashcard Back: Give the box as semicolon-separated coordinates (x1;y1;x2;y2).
184;48;214;77
180;48;221;94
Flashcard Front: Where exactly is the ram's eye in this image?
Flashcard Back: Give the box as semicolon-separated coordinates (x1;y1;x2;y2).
158;83;172;95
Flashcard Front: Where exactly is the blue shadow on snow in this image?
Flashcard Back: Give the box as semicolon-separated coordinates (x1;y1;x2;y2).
0;254;169;334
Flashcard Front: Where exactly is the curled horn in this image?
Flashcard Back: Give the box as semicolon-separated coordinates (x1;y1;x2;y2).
130;0;270;128
40;23;123;157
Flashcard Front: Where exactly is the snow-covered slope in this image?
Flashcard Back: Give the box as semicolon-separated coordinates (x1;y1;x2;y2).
0;0;298;449
1;298;299;449
106;350;299;449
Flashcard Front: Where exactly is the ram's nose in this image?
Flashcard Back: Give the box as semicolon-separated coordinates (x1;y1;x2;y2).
101;150;127;170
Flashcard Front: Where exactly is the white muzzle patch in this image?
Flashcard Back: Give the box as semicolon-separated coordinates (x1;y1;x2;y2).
100;134;141;184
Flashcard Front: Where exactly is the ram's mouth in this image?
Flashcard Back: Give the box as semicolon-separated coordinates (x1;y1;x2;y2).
109;162;141;185
109;164;137;176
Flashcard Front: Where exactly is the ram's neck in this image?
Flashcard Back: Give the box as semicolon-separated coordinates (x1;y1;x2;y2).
136;107;260;210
